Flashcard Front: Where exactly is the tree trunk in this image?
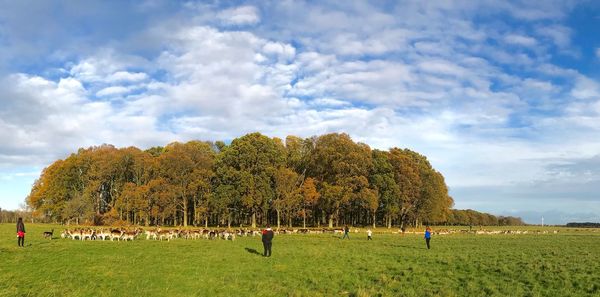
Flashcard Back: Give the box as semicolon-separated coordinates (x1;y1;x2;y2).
205;216;208;228
183;197;188;227
328;215;333;228
303;208;307;228
276;209;281;229
251;212;257;228
372;213;376;228
288;215;292;228
193;200;197;226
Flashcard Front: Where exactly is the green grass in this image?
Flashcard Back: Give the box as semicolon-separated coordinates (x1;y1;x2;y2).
1;224;599;297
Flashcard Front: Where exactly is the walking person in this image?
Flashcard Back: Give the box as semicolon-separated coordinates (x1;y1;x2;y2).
262;225;274;257
342;225;350;239
367;228;372;240
16;217;26;247
424;226;432;249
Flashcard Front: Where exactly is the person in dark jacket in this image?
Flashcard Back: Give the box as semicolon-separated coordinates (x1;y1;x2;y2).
342;225;350;239
262;225;274;257
424;226;432;249
16;217;26;247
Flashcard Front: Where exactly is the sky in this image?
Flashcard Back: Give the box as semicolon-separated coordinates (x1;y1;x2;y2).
0;0;599;225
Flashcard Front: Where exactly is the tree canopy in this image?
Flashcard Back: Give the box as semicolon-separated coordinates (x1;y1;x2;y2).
26;132;521;227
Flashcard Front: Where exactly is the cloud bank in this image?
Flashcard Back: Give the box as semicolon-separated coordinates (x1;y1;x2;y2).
0;1;599;224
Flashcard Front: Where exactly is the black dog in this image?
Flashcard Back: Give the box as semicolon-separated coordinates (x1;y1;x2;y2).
43;229;54;239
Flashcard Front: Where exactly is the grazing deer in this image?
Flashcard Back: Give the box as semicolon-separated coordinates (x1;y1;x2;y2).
69;229;82;240
43;229;54;239
121;229;140;241
110;229;124;241
145;229;158;240
81;229;95;240
96;229;111;240
157;228;173;241
208;230;217;240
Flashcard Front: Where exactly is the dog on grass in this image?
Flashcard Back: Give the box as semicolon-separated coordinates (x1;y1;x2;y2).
43;229;54;239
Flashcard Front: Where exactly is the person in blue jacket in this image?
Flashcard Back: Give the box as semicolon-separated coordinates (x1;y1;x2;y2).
424;226;432;249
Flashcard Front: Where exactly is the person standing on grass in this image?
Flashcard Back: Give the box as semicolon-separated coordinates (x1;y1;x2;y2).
367;229;373;240
16;217;26;247
262;224;274;257
342;225;350;239
424;226;432;249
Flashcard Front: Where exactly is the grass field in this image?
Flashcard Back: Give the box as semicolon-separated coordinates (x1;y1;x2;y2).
1;224;599;297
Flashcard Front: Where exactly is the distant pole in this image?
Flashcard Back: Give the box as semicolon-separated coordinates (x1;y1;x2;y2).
541;216;544;227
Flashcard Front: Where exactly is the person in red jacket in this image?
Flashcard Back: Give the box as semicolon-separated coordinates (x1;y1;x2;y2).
16;217;26;247
262;225;274;257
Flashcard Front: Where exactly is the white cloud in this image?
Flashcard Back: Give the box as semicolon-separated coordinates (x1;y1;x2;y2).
106;71;148;83
0;73;177;169
96;86;131;97
310;98;351;107
217;6;260;26
570;76;600;100
535;25;571;49
503;34;538;47
522;78;558;93
417;60;467;76
262;42;295;62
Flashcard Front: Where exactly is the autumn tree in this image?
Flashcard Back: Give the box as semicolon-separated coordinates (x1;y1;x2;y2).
299;177;320;228
160;141;215;226
388;148;422;229
307;133;373;227
26;132;470;228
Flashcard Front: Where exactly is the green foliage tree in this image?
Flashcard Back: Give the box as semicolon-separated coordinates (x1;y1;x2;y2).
215;133;284;228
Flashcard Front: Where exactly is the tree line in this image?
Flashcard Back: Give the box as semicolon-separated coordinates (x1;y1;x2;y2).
565;222;600;228
0;207;34;224
445;209;524;226
26;132;522;228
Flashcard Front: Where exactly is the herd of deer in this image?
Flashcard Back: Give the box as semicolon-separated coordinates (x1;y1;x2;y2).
48;227;559;241
58;228;273;241
60;228;143;241
55;227;347;241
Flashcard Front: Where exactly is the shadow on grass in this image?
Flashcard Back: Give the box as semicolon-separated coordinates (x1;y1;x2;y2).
393;244;419;249
245;247;262;256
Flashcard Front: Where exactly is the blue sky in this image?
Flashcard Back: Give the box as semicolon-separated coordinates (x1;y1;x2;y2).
1;0;599;224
